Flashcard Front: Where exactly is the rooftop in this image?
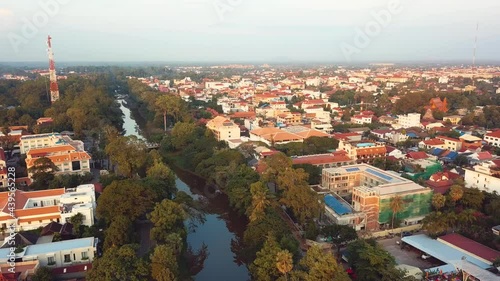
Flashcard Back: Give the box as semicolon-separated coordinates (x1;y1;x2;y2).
402;234;491;269
24;237;96;257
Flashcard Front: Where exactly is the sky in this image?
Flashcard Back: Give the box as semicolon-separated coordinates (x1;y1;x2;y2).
1;0;500;63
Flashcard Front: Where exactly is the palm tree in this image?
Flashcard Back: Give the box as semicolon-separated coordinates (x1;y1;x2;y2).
390;195;404;229
247;182;272;222
276;250;293;281
449;185;464;203
431;193;446;211
155;95;171;132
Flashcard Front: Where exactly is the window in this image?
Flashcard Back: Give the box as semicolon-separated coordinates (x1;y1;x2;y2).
64;254;71;263
48;256;55;265
82;251;88;259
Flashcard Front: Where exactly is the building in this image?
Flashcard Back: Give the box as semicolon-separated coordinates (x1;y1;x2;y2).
351;114;373;124
464;162;500;193
249;126;329;146
323;194;366;231
321;164;432;231
0;261;39;281
436;136;463;151
291;151;355;169
206;116;241;142
459;134;483;150
397;113;421;129
0;237;96;275
338;140;386;164
484;130;500;147
443;115;462;125
20;133;84;154
0;184;96;232
276;113;302;126
25;145;91;178
419;138;446;150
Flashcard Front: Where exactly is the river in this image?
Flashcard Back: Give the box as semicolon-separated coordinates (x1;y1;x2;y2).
119;100;250;281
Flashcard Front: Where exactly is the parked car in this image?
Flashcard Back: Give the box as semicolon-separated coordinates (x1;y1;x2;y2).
421;254;431;259
402;231;412;237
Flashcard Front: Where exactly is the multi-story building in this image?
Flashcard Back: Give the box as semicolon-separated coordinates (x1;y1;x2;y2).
292;151;355;169
0;184;96;231
436;136;463;151
351;114;373;124
338;140;386;164
0;237;97;274
459;134;483;149
206;116;241;142
277;113;302;126
464;161;500;194
397;113;421;129
25;145;91;178
20;133;84;154
322;164;432;231
484;130;500;147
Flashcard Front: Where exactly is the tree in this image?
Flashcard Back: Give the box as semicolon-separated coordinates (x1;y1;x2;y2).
422;212;449;238
347;239;410;281
299;245;350;281
148;199;187;243
431;193;446;211
249;234;282;281
105;136;148;178
279;170;322;225
261;152;293;186
390;195;404;229
31;266;53;281
460;188;485;210
150;244;179;281
103;215;134;250
97;180;155;223
247;181;272;222
70;213;84;237
276;250;293;281
170;122;197;150
28;156;58;175
145;159;177;200
155;94;187;131
87;244;149;281
448;185;464;203
321;224;357;258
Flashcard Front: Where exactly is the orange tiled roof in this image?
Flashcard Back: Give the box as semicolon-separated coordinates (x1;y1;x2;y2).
15;206;61;217
0;189;65;214
18;214;60;224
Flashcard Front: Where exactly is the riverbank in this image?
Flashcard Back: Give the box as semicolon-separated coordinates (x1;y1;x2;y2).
119;96;250;281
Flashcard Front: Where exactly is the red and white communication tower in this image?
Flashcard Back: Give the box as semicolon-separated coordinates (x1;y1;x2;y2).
47;35;60;103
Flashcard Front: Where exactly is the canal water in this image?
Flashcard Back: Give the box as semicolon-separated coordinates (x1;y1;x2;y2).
119;100;250;281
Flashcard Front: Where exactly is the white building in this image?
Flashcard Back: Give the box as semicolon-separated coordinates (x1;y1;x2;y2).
206;116;241;142
0;184;96;232
464;162;500;194
0;237;97;268
438;77;449;84
484;131;500;147
20;133;84;154
398;113;421;129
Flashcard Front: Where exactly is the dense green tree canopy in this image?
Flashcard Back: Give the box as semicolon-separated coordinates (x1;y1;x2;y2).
97;179;155;223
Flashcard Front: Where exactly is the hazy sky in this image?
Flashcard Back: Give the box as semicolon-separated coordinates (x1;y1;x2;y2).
1;0;500;63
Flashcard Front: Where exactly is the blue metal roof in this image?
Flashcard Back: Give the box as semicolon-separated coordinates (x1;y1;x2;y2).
401;234;491;269
324;194;352;215
443;151;458;160
430;148;444;156
407;132;418;138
